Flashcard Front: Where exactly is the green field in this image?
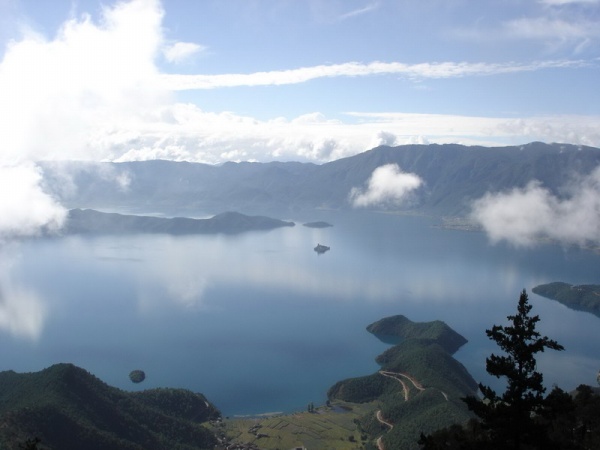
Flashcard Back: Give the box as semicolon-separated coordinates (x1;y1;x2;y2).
215;401;379;450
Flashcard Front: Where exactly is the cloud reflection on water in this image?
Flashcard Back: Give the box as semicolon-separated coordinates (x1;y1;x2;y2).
0;246;46;340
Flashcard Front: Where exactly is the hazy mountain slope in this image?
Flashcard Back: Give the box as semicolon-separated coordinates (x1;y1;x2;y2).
0;364;219;450
40;142;600;216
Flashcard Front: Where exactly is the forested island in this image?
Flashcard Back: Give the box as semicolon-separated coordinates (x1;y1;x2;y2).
533;282;600;318
62;209;295;235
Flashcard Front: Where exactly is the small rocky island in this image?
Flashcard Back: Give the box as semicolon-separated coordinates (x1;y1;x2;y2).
303;221;333;228
129;370;146;384
314;243;330;254
532;282;600;318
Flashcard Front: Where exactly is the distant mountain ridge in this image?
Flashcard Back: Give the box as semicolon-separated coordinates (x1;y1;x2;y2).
40;142;600;216
62;209;295;235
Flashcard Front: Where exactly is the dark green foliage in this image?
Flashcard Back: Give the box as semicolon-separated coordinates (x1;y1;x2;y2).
128;370;145;384
329;315;477;449
421;385;600;450
327;374;400;403
63;209;295;235
532;282;600;318
376;339;478;398
367;315;468;354
418;290;600;450
462;290;564;449
0;364;219;450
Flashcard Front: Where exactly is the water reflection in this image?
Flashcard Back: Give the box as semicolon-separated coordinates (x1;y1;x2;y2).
0;245;46;340
1;213;598;414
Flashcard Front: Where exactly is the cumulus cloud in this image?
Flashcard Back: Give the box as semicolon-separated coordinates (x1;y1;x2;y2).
470;167;600;247
0;164;66;238
350;164;423;208
0;0;598;171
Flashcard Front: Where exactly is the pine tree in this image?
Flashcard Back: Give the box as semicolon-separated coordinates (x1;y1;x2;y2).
463;289;564;449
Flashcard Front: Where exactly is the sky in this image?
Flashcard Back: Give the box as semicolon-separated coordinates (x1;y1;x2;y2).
1;0;599;166
1;0;600;339
0;0;599;242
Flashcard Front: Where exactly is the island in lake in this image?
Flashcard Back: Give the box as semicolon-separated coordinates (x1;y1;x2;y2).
62;209;295;235
532;282;600;318
314;243;330;254
303;221;333;228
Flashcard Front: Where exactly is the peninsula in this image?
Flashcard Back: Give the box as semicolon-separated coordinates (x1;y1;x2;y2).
532;282;600;318
328;315;477;450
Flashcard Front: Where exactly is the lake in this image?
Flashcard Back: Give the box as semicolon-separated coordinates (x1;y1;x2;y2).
1;211;599;416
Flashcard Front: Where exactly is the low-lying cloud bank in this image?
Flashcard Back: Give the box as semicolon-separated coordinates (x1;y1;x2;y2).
0;164;66;238
471;167;600;247
349;164;423;208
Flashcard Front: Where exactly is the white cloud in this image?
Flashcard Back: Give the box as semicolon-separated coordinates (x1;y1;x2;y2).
349;164;423;208
160;59;590;90
470;167;600;247
503;17;600;42
0;164;66;238
0;0;597;170
338;2;380;21
538;0;599;5
163;41;205;63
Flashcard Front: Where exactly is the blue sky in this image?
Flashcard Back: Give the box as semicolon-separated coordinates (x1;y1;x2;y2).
1;0;599;165
1;1;600;336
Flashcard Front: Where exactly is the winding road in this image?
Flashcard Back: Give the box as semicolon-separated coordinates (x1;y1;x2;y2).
375;371;449;450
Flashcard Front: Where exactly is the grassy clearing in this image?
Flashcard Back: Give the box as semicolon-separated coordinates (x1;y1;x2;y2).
216;401;379;450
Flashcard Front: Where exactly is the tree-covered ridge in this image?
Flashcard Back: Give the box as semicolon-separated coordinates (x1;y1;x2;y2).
532;282;600;318
0;363;220;450
366;315;468;355
328;316;477;450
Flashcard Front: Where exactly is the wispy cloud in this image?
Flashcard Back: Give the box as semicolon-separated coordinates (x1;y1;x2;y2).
160;59;591;90
338;2;380;21
538;0;599;5
163;41;206;63
504;17;600;42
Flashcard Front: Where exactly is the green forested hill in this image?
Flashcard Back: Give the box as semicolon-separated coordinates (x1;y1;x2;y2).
0;364;220;450
533;282;600;318
328;316;477;450
366;314;468;354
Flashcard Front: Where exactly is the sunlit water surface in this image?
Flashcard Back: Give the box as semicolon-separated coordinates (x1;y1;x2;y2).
1;212;599;415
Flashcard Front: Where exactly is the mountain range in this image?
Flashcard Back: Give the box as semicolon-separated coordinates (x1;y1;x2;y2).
40;142;600;217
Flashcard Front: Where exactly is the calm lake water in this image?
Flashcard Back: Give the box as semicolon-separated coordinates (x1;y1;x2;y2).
1;211;599;416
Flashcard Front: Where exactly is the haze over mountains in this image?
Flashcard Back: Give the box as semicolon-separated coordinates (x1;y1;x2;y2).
41;142;598;214
40;142;600;246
